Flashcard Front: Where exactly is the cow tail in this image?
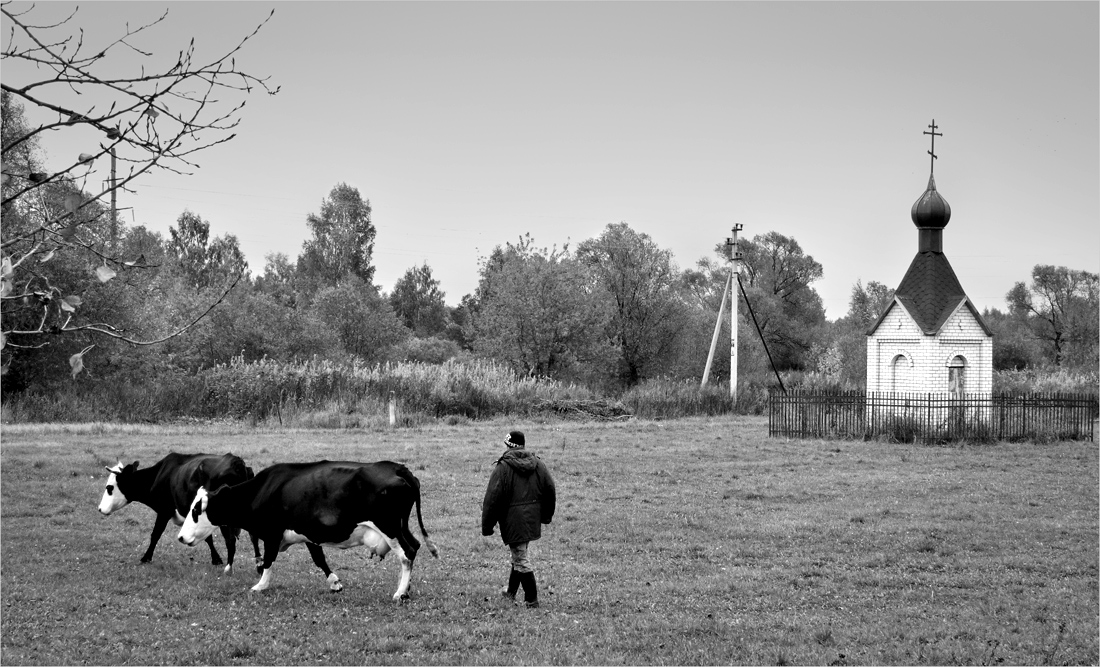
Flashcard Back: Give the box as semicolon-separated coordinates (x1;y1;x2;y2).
415;493;439;558
400;466;439;558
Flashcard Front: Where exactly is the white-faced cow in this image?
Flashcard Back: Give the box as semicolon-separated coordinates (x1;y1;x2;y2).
99;452;261;573
178;460;439;601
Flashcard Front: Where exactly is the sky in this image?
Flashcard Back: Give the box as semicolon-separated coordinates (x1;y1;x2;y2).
4;1;1098;319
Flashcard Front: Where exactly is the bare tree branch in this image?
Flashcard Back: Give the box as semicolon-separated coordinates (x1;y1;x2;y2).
2;3;276;374
2;4;278;207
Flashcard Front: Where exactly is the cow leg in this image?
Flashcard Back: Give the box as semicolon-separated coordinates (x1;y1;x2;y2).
140;513;172;563
398;515;421;557
251;539;281;592
381;533;414;601
396;522;423;597
220;527;237;574
306;543;343;592
249;532;263;574
204;534;224;566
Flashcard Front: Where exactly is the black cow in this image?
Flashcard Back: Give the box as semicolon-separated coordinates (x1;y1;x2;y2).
178;460;439;600
99;452;261;573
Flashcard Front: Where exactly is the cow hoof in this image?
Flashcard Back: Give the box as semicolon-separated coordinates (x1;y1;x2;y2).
211;557;224;566
327;573;343;592
140;556;152;564
223;564;232;575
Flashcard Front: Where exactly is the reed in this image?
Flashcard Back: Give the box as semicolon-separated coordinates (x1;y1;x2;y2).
1;357;603;425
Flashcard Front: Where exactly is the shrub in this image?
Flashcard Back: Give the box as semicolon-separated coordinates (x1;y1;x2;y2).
993;368;1099;395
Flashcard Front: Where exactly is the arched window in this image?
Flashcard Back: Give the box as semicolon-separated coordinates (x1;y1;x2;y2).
947;355;966;398
890;353;910;393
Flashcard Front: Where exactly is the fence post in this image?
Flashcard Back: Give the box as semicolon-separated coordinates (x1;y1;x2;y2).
769;388;779;437
1017;394;1024;441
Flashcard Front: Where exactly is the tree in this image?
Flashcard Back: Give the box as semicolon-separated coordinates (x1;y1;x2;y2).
390;263;448;337
814;279;897;388
310;278;408;364
166;210;248;290
166;287;339;370
468;235;612;381
297;183;376;288
982;307;1040;371
253;252;300;308
0;87;38;185
576;222;686;387
1;5;277;375
444;296;476;348
1006;265;1099;369
680;256;741;384
847;279;895;328
735;231;826;370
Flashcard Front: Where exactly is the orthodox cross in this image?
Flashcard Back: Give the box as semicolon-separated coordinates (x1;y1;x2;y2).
924;119;942;174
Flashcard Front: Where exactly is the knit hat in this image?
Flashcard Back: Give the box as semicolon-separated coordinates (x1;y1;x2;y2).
504;431;525;449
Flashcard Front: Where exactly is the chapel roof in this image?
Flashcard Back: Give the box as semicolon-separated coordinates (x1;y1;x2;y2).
873;251;991;336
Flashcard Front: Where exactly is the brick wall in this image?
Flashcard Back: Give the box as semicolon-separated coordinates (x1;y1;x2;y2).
867;301;992;396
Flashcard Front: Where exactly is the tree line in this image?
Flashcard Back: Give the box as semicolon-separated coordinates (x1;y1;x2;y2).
4;106;1095;401
2;5;1095;402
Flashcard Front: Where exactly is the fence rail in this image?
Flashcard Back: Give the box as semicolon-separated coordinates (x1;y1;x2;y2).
768;390;1099;442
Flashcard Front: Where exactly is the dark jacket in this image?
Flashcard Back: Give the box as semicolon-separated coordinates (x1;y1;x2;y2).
481;449;556;545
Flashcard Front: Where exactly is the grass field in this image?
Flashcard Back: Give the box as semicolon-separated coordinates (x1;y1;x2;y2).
1;417;1097;665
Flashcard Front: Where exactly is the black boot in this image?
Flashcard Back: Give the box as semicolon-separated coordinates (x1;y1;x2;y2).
519;571;539;608
502;567;520;601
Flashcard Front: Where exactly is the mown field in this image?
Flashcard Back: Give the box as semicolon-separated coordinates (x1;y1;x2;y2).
1;417;1097;665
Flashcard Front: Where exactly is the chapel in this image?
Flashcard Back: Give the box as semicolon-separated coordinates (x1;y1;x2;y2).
865;122;993;397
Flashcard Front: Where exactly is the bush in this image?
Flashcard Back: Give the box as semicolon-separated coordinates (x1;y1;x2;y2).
993;368;1099;395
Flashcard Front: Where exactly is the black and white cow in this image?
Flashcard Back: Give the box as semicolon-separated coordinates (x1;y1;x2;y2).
99;452;261;573
178;460;439;600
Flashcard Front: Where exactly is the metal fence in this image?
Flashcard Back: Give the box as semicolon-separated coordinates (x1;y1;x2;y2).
768;390;1099;442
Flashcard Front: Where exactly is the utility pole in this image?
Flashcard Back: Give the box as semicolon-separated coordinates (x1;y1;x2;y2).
727;225;743;401
701;224;744;396
109;147;118;250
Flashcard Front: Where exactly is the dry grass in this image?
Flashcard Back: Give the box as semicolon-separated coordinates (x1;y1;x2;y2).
1;417;1097;665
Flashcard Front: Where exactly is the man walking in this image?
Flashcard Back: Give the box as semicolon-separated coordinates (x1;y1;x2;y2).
481;430;557;608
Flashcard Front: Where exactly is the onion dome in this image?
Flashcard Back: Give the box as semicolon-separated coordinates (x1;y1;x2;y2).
910;174;951;229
